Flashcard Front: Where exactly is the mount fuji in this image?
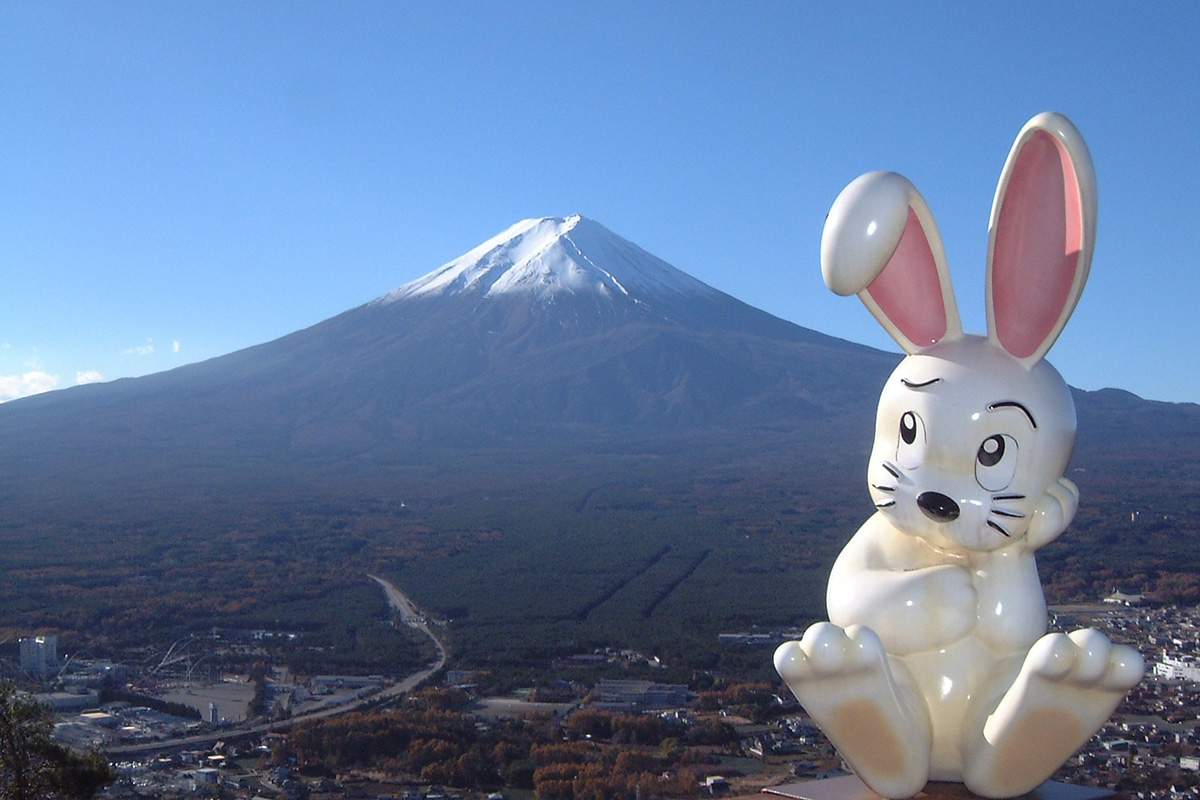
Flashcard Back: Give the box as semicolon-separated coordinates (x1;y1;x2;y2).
382;215;717;306
0;215;1198;664
3;214;1196;501
0;215;896;479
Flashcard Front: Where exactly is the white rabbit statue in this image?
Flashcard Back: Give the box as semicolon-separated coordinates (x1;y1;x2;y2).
774;112;1143;799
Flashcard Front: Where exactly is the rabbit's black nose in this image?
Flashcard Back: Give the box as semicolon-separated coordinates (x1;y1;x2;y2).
917;491;960;522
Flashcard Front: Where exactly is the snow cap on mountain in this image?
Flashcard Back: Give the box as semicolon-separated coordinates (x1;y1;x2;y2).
380;215;719;304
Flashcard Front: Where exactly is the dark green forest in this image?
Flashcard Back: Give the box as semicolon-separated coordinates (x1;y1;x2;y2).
2;409;1198;682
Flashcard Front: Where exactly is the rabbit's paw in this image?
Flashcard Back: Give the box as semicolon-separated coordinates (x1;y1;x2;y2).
775;622;931;798
963;628;1143;798
1025;477;1080;549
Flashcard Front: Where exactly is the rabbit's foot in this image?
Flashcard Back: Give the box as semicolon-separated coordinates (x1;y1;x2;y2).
963;628;1144;798
775;622;930;798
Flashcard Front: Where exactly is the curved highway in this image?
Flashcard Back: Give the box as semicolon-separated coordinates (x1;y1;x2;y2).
106;575;446;757
368;573;448;694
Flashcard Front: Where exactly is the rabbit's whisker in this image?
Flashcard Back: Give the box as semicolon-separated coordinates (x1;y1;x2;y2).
875;500;896;509
987;520;1011;537
991;509;1024;519
872;484;896;493
992;493;1025;501
881;462;901;479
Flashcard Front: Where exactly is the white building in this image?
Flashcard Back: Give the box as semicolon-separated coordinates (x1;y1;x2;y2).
1155;653;1200;682
19;636;58;679
1104;590;1148;607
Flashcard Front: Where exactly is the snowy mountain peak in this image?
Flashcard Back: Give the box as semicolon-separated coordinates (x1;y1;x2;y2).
379;215;719;305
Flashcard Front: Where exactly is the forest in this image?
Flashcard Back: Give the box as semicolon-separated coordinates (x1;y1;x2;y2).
0;395;1197;683
273;686;754;798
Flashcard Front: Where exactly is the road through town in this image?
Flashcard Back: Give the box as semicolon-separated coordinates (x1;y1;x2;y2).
106;575;446;757
368;573;448;689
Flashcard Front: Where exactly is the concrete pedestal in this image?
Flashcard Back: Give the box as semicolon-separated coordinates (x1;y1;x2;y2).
764;775;1117;800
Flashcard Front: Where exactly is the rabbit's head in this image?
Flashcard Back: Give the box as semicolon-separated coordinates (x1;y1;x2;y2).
822;113;1096;554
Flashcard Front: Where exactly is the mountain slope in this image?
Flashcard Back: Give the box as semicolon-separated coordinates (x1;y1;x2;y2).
3;214;1195;489
0;216;896;473
0;216;1197;669
381;215;720;308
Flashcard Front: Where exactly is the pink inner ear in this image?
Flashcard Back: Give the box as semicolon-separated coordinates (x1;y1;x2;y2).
865;207;947;348
992;131;1083;359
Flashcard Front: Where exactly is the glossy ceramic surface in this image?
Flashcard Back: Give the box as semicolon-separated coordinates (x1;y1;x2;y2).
776;113;1143;799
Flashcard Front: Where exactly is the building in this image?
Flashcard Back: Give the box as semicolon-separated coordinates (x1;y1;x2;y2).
1154;653;1200;682
590;680;691;711
1104;590;1148;607
19;636;58;679
31;691;98;712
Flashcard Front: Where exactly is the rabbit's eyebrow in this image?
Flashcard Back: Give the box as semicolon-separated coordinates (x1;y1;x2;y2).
988;400;1037;429
900;377;942;389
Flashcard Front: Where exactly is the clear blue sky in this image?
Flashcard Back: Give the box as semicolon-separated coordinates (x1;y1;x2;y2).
3;2;1198;404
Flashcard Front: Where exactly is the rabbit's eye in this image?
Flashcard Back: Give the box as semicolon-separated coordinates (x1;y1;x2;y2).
976;434;1018;490
896;411;926;469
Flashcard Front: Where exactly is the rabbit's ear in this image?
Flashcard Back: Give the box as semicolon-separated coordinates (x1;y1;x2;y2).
822;172;962;354
987;112;1097;368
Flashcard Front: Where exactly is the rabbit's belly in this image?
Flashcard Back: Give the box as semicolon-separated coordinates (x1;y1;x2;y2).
899;636;995;780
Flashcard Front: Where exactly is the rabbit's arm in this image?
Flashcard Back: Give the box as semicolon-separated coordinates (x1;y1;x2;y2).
963;483;1070;654
971;544;1049;653
827;514;978;654
1024;478;1079;550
